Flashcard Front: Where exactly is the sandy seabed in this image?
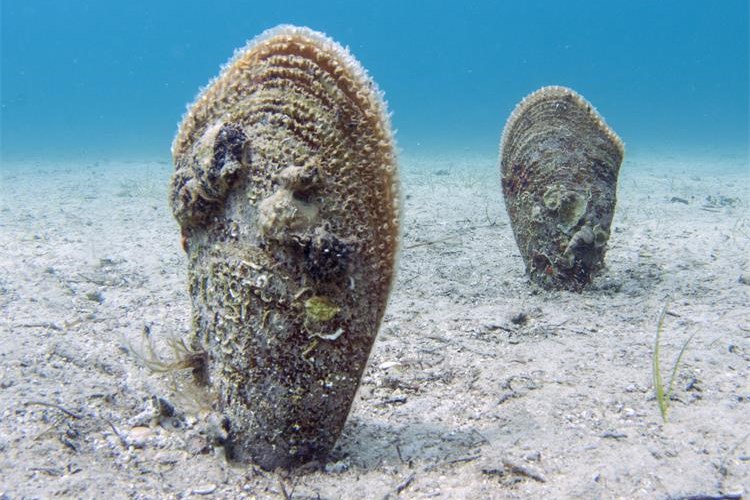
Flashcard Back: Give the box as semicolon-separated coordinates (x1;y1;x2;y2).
0;152;748;499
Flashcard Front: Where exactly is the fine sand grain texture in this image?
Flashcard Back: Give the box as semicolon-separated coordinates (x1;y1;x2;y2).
0;153;748;498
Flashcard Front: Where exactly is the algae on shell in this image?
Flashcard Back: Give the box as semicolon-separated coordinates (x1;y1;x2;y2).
169;25;399;470
499;86;624;291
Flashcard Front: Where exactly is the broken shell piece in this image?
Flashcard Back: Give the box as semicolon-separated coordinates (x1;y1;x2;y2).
313;328;345;341
169;25;399;470
499;86;624;291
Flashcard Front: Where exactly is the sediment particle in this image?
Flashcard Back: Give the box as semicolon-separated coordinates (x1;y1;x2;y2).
499;86;624;291
169;25;399;469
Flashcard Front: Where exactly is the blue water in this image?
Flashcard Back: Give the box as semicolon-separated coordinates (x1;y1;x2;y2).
1;0;748;164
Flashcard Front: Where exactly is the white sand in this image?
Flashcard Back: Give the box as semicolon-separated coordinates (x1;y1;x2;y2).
0;153;748;498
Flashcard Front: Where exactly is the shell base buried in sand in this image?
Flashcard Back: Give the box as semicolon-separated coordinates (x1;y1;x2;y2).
169;25;399;470
499;86;624;291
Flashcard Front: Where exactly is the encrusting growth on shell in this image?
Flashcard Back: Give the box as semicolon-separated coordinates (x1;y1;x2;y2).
169;25;399;470
499;86;624;291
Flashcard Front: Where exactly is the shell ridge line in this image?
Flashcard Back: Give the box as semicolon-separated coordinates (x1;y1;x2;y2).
173;25;394;160
498;85;625;167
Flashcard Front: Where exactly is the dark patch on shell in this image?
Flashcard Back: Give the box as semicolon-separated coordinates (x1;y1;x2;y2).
211;124;247;182
304;230;352;282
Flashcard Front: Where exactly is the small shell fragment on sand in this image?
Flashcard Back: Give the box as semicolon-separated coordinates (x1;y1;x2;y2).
169;25;399;470
499;86;624;291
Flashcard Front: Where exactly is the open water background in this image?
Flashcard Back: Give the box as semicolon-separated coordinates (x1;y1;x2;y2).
1;0;748;167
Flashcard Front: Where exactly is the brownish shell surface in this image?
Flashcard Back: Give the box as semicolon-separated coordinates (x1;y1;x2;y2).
500;86;624;291
169;25;399;470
